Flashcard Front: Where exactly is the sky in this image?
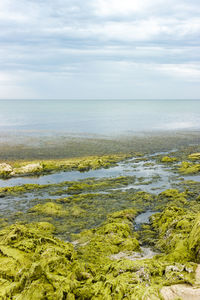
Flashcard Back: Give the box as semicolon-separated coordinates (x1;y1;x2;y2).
0;0;200;99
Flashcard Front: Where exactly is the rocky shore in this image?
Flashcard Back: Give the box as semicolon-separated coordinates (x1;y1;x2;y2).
0;143;200;299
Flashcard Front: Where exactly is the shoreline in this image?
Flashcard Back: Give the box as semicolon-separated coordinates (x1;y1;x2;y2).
0;130;200;161
0;138;200;298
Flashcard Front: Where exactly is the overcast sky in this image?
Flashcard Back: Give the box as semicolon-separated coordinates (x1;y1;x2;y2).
0;0;200;99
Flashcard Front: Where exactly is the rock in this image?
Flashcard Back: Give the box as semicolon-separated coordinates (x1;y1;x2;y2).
195;265;200;286
15;162;43;175
161;265;200;300
165;264;184;273
161;284;200;300
161;156;177;163
29;202;69;217
0;163;13;178
110;247;158;261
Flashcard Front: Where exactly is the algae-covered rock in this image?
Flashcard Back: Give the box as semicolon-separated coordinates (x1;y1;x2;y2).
107;208;138;223
161;156;177;163
0;163;13;178
66;176;135;194
0;206;198;300
130;191;155;206
189;153;200;161
14;162;43;175
0;222;93;300
158;189;187;206
4;154;130;178
189;214;200;262
151;206;195;262
71;205;86;217
179;161;200;174
75;209;140;267
29;202;69;217
0;183;50;197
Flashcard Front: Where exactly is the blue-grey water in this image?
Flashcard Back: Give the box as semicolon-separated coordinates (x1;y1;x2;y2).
0;99;200;135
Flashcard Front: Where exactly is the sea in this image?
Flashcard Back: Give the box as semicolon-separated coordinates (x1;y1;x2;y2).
0;99;200;136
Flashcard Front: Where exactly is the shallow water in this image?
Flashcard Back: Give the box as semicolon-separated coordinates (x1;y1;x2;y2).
134;210;158;230
0;150;199;230
0;155;175;189
110;247;158;261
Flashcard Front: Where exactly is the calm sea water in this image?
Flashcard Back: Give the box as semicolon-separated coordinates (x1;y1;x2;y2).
0;100;200;135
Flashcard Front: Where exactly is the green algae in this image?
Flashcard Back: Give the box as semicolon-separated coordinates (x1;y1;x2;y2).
71;207;197;299
188;153;200;161
0;153;130;179
0;176;135;199
29;202;69;217
156;189;187;209
161;156;177;163
179;161;200;174
0;205;199;299
150;206;199;264
1;146;200;298
189;213;200;262
0;218;8;230
0;183;51;197
67;176;135;194
0;222;92;300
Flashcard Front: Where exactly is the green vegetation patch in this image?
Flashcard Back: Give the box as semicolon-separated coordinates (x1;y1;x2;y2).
29;202;69;217
179;161;200;174
188;153;200;161
0;204;199;299
161;156;177;163
66;176;136;194
0;153;130;179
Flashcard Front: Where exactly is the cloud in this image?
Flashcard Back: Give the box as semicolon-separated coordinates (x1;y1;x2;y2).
156;63;200;81
0;0;200;98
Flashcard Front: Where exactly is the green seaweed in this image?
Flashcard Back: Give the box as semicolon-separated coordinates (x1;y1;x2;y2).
161;156;177;163
29;202;69;217
0;153;130;179
188;153;200;161
0;205;199;299
1;146;200;298
67;176;136;194
179;161;200;174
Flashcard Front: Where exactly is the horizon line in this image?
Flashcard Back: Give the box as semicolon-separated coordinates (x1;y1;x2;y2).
0;98;200;101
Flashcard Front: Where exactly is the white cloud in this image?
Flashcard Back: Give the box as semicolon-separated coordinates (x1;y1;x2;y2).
93;0;164;16
93;0;200;18
0;0;200;98
156;64;200;81
0;71;18;86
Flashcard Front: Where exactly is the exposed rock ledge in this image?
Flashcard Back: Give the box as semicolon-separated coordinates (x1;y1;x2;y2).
161;265;200;300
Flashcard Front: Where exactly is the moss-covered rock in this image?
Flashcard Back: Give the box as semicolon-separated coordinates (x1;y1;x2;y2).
1;153;130;179
0;207;198;300
29;202;69;217
188;153;200;161
189;214;200;262
74;209;140;267
0;163;13;179
179;161;200;174
0;222;89;299
14;162;43;175
67;176;135;194
157;189;187;208
151;206;196;262
161;156;177;163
